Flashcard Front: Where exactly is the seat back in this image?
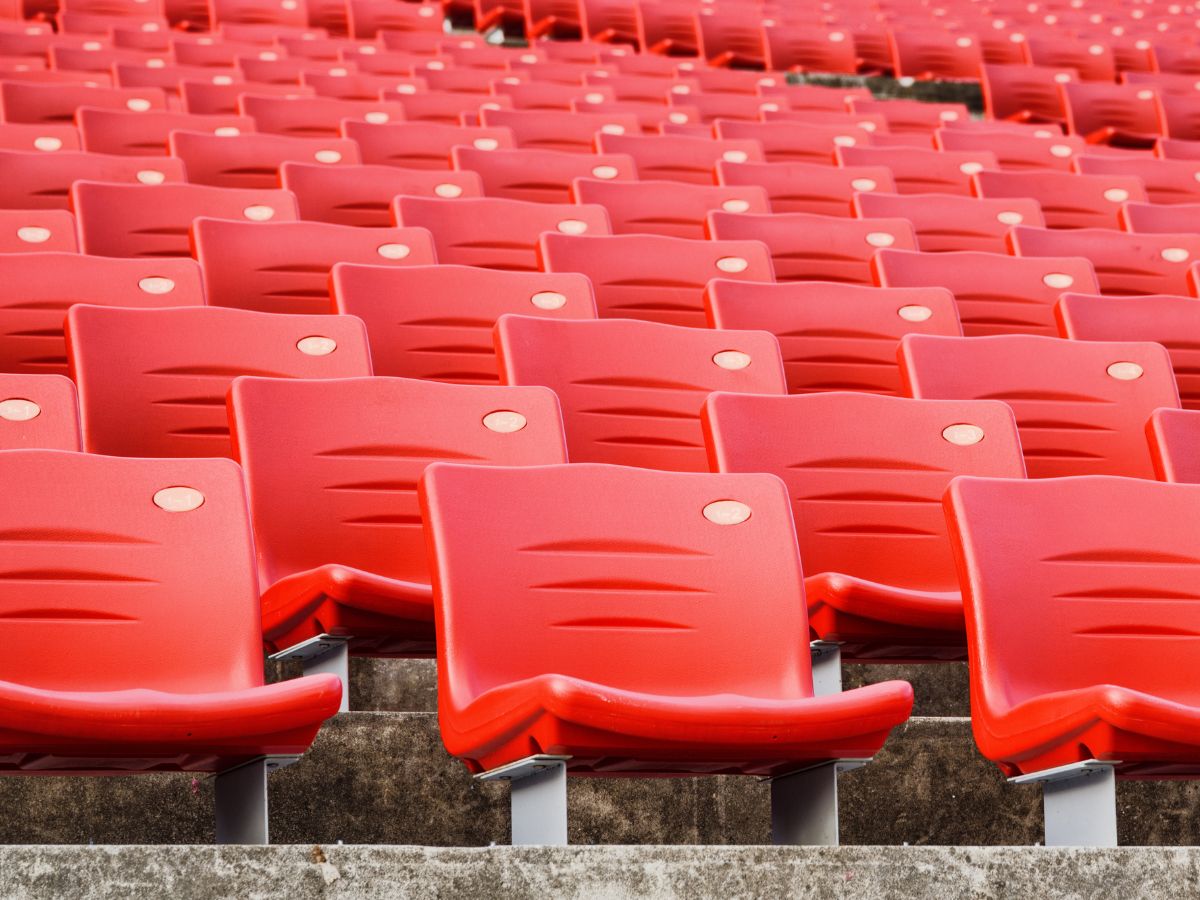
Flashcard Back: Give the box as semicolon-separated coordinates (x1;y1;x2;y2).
1062;81;1164;141
1076;154;1200;206
342;119;516;169
717;158;897;216
450;145;636;203
77;107;253;156
575;177;768;239
1148;408;1200;483
855;192;1044;254
481;107;641;153
0;374;81;450
972;169;1148;230
0;149;185;210
0;209;78;253
168;130;361;188
238;94;408;138
837;144;998;196
980;63;1073;123
1122;201;1200;234
0;81;167;123
595;130;763;184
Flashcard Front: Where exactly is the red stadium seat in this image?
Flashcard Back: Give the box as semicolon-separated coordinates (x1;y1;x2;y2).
331;263;596;382
836;144;998;196
706;210;916;284
945;474;1200;845
72;181;300;257
1010;226;1200;296
1120;202;1200;234
1075;155;1200;205
1158;93;1200;143
77;107;253;155
848;98;970;133
594;130;763;183
972;169;1147;230
480;107;641;154
380;90;513;125
237;94;407;137
346;0;442;39
717;159;897;216
935;128;1086;172
888;29;983;81
207;0;307;27
343;120;516;169
192;218;436;314
0;209;78;253
66;305;372;457
168;131;361;188
1147;407;1200;483
0;122;81;154
695;8;766;69
451;145;636;203
492;81;614;111
0;373;80;449
181;80;316;116
704;390;1023;663
874;248;1099;337
705;280;960;395
763;23;859;75
1024;36;1117;83
636;0;701;57
114;63;245;100
394;195;611;271
0;149;184;210
0;81;167;123
280;161;483;226
981;63;1074;125
0;449;340;843
497;315;785;469
574;177;769;238
901;333;1179;478
855;193;1045;253
420;460;913;844
1155;138;1200;161
540;231;773;327
1062;82;1164;147
715;119;874;165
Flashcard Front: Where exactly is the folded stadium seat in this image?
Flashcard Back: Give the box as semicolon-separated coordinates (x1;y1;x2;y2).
575;98;698;133
168;131;360;189
704;390;1023;672
1147;407;1200;483
757;84;871;114
298;71;426;103
1009;225;1200;296
583;71;690;103
1120;201;1200;234
717;159;897;217
592;130;762;184
181;81;316;116
172;36;265;67
492;81;614;112
636;0;701;57
0;149;185;211
380;90;513;126
573;177;768;239
49;44;169;76
346;0;442;38
342;50;437;78
0;122;80;154
762;23;859;74
1024;36;1117;83
944;474;1200;846
416;66;519;96
0;449;341;843
67;305;371;457
1074;154;1200;205
580;0;641;48
749;109;887;137
1057;292;1200;409
972;169;1147;230
874;248;1099;337
276;35;362;61
714;120;872;165
114;62;246;100
0;82;168;124
331;263;596;381
1158;93;1200;143
207;0;307;26
450;145;636;204
705;280;960;395
280;161;482;227
73;181;299;257
854;193;1045;254
191;217;436;314
695;8;766;69
935;128;1086;172
540;231;772;327
497;314;784;470
0;373;80;449
236;94;407;137
1061;82;1165;148
848;98;971;134
0;209;78;253
835;145;998;196
706;210;917;284
394;195;610;271
343;120;515;169
377;29;446;54
888;29;984;80
479;108;641;154
420;460;913;845
900;333;1179;478
0;253;203;374
77;107;252;155
671;91;763;124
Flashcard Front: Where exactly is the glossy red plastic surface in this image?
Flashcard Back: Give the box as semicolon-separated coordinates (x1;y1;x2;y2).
981;64;1074;124
342;120;516;169
1147;407;1200;483
0;122;81;154
889;30;982;81
420;461;913;774
837;145;998;196
0;374;80;450
1062;81;1164;145
574;177;769;239
1075;155;1200;206
238;94;408;138
936;128;1085;172
717;158;897;216
1122;202;1200;234
901;333;1180;478
182;81;316;117
0;149;184;210
77;108;253;156
0;81;167;123
279;162;482;227
168;130;361;188
0;209;78;253
481;107;640;154
714;119;874;166
451;145;637;203
855;192;1044;254
595;130;763;183
849;98;971;133
972;169;1147;230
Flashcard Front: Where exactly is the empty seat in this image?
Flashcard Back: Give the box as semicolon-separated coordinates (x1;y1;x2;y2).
696;8;766;69
208;0;307;27
594;131;763;184
707;210;916;284
944;474;1200;845
0;122;81;153
394;195;611;271
718;159;896;217
540;231;772;327
874;248;1099;337
0;373;80;449
169;131;361;189
192;218;436;314
855;193;1045;253
0;449;340;843
331;263;596;382
1147;407;1200;483
715;119;874;166
1025;36;1117;82
238;94;408;138
72;181;300;257
1062;82;1164;146
1075;155;1200;206
1057;293;1200;409
763;24;859;74
66;305;372;457
981;63;1073;125
420;460;913;844
705;280;960;395
0;253;203;374
0;209;78;253
704;390;1023;663
972;169;1147;230
451;145;636;204
77;107;253;156
343;120;516;169
574;177;768;239
936;128;1085;172
280;162;483;227
835;145;998;196
346;0;442;38
481;107;641;154
1121;202;1200;234
0;81;167;124
497;315;784;470
848;98;970;133
1159;93;1200;143
0;149;184;210
182;80;316;116
1010;226;1200;296
888;29;983;81
900;333;1179;478
382;90;514;125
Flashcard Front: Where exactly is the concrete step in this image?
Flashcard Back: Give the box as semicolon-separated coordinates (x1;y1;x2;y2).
2;714;1199;846
1;845;1194;899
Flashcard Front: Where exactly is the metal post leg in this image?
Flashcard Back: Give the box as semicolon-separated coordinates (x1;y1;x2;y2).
215;758;270;845
510;761;568;846
810;641;842;696
771;760;865;845
1010;760;1118;847
303;640;350;713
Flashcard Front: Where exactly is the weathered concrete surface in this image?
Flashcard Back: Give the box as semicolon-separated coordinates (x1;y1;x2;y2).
2;845;1197;900
844;662;969;717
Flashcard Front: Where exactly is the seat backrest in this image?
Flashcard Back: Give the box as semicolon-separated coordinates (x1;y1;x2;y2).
67;305;372;458
0;450;264;693
0;374;81;450
1121;201;1200;234
1025;36;1116;82
936;128;1084;172
717;158;897;216
0;209;78;253
421;461;812;704
0;148;185;210
182;80;316;116
715;118;873;165
168;130;361;188
1148;408;1200;483
450;144;636;203
980;63;1073;123
238;93;408;138
1062;81;1164;141
855;192;1044;254
1076;154;1200;206
972;169;1147;230
343;119;516;169
574;177;768;239
191;217;437;314
0;81;166;123
763;23;859;74
848;97;971;133
480;107;641;154
837;144;998;196
888;28;982;80
705;279;960;395
231;376;567;590
0;122;81;154
594;130;763;184
331;263;595;382
901;333;1180;478
496;314;785;470
77;107;252;156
